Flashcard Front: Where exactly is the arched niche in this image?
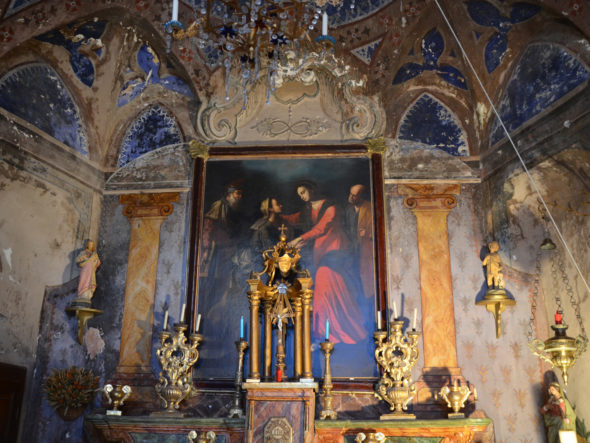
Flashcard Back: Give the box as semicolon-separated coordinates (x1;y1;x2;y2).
397;93;469;157
117;105;183;167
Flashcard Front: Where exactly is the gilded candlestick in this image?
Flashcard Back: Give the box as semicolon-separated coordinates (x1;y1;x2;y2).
228;339;248;418
373;321;421;419
153;323;203;416
319;340;337;420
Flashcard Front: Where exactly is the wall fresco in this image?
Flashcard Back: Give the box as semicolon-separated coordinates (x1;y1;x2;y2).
491;43;590;145
0;63;88;156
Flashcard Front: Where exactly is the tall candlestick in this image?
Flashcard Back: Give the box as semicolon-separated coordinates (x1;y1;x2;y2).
412;308;417;330
240;316;244;339
377;313;382;330
196;313;202;332
172;0;179;21
322;12;328;36
163;310;168;331
393;301;398;320
325;319;330;341
180;303;186;323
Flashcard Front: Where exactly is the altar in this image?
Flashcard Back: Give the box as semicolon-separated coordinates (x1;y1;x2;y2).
83;413;493;442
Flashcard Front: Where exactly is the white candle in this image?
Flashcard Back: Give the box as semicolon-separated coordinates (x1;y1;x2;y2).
322;12;328;36
377;313;382;330
163;310;168;330
412;308;417;329
180;303;186;323
172;0;179;21
393;301;398;320
196;313;202;332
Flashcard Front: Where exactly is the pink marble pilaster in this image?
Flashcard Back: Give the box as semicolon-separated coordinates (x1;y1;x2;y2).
116;193;179;376
400;184;460;372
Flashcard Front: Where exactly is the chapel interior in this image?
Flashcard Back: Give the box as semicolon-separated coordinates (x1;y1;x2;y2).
0;0;589;442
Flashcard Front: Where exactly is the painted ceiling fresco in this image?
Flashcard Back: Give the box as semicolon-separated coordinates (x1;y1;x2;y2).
0;0;589;164
0;63;88;155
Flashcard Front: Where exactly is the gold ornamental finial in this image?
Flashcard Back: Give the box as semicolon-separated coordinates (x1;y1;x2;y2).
189;140;209;160
365;136;386;154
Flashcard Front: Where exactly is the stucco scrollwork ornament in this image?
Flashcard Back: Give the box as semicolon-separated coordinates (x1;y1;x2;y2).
197;48;385;143
252;117;329;138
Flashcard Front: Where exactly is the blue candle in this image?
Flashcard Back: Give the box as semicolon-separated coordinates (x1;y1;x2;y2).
325;319;329;341
240;316;244;339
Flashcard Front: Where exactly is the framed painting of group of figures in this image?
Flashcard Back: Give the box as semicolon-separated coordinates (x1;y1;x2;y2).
186;145;387;382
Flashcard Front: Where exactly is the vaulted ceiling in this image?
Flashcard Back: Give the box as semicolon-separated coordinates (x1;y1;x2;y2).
0;0;589;168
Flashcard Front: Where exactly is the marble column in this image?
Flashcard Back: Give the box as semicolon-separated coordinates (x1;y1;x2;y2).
116;193;179;378
400;184;461;375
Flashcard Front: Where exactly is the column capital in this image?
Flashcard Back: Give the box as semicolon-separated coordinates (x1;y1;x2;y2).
399;184;459;211
120;192;179;219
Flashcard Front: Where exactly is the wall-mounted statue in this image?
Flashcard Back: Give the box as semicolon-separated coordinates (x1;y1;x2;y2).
482;240;504;289
76;240;101;301
476;240;514;338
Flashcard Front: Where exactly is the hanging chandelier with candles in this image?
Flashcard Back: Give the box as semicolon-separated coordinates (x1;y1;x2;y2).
164;0;350;106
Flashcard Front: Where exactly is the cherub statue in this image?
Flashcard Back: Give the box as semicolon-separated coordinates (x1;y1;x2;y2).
482;241;505;290
76;240;101;301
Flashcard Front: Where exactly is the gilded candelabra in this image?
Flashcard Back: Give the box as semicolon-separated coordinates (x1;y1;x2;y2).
374;320;421;419
228;339;248;418
436;379;477;418
319;340;337;420
103;384;132;416
153;323;203;415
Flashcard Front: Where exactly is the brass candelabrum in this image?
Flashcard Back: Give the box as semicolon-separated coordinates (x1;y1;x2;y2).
228;339;248;419
436;379;477;418
153;322;203;416
103;384;132;416
373;320;421;420
319;340;337;420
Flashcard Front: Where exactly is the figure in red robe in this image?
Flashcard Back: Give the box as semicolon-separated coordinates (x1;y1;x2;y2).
283;181;368;344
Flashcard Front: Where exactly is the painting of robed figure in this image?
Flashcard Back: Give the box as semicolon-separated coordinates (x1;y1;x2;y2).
194;156;379;380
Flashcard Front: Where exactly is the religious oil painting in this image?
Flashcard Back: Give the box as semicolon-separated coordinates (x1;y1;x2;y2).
195;156;378;379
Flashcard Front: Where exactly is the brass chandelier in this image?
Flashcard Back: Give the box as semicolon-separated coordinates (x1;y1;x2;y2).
164;0;349;105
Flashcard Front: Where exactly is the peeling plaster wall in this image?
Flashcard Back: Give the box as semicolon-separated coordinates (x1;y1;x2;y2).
385;184;547;442
448;188;548;443
484;146;590;426
0;141;96;370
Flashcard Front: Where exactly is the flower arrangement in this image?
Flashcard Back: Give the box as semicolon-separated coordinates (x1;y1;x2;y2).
44;366;99;414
